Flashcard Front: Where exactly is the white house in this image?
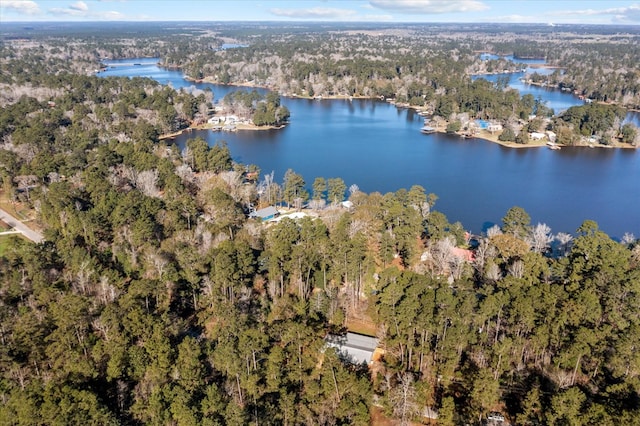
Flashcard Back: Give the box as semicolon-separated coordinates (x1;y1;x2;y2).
530;132;546;141
487;123;503;133
341;200;354;209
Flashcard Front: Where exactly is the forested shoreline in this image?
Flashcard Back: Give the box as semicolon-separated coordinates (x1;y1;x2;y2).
3;21;639;146
1;22;639;425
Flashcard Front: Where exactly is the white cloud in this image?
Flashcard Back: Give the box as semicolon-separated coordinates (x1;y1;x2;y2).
48;1;127;20
0;0;41;15
550;4;640;24
369;0;489;14
48;1;91;16
100;10;124;20
269;7;357;19
613;4;640;23
69;1;88;12
48;7;85;16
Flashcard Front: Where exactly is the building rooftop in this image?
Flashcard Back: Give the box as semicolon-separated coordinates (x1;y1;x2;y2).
325;332;379;365
249;206;279;220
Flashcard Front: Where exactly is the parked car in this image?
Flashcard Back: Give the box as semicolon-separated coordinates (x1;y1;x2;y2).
487;412;505;423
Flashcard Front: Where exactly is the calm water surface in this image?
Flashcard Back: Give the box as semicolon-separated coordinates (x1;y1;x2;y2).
100;60;640;238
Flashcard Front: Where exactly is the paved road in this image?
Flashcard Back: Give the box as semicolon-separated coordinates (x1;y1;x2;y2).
0;207;44;243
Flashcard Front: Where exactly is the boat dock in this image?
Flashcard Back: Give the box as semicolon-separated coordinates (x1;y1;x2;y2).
547;141;561;150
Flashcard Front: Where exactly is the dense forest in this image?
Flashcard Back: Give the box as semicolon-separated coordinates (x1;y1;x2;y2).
1;22;640;425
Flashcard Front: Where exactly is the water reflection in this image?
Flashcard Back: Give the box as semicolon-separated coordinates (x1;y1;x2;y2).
99;60;640;238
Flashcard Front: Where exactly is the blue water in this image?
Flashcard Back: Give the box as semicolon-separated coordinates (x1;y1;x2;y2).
474;53;580;113
473;71;582;114
101;58;267;98
99;60;640;238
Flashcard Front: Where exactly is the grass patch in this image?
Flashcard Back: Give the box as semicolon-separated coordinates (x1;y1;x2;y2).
0;203;30;221
345;317;377;337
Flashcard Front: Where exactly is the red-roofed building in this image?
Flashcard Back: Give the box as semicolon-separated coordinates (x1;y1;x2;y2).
451;247;475;262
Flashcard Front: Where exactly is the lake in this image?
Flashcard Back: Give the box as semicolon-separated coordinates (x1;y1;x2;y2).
100;60;640;238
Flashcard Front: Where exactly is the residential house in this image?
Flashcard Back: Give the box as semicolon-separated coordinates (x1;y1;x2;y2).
530;132;546;141
249;206;279;221
325;332;379;365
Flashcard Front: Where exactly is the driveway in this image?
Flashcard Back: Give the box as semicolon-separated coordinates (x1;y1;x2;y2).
0;207;44;243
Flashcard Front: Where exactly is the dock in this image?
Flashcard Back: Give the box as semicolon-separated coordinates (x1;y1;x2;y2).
420;126;436;134
547;141;561;150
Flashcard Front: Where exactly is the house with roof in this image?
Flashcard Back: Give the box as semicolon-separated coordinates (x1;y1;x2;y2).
530;132;546;141
249;206;279;221
325;332;379;365
271;211;308;223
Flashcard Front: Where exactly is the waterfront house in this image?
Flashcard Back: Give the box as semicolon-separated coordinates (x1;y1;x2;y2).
530;132;546;141
249;206;279;221
341;200;354;209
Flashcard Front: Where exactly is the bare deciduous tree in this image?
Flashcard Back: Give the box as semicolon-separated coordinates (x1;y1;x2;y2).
486;224;503;238
135;169;160;198
621;232;636;246
428;236;457;278
555;232;574;257
308;198;326;210
257;171;280;206
485;262;502;281
474;237;496;276
348;183;360;197
508;260;524;279
175;163;195;184
389;372;420;426
219;170;244;201
528;222;554;253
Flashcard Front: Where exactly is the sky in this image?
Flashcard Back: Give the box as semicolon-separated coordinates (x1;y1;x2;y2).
1;0;640;25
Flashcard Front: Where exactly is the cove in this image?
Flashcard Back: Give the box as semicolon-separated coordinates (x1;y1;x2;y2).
100;60;640;238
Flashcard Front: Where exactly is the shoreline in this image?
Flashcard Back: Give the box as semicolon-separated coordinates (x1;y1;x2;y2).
435;125;637;150
179;71;637;150
416;110;637;150
159;122;286;140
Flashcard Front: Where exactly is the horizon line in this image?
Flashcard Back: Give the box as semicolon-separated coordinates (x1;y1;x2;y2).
3;20;639;26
